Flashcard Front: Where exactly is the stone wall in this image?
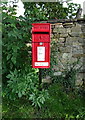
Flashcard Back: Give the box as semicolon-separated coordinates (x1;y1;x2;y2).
49;18;85;85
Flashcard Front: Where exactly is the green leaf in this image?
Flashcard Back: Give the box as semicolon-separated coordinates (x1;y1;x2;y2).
18;92;22;98
7;54;11;60
11;56;16;64
22;91;25;95
76;115;79;118
12;46;18;53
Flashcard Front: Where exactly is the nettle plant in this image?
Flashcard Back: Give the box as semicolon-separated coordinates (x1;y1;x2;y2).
6;68;49;108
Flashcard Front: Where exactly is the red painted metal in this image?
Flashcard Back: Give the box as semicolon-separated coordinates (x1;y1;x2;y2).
32;23;51;68
32;23;50;32
32;34;50;42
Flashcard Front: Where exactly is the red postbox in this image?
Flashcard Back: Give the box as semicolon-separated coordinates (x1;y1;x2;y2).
32;23;51;68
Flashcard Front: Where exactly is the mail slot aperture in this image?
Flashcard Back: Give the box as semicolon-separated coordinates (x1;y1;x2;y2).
32;34;50;42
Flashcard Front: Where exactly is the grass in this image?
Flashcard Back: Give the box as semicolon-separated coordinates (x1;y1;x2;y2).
2;83;85;119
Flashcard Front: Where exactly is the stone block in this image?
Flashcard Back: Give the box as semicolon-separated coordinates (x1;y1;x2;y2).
81;26;85;32
81;33;85;38
75;50;83;54
78;38;84;43
42;78;52;83
73;42;80;47
59;46;72;53
55;23;63;28
63;22;74;28
55;62;65;71
69;32;82;37
69;25;82;37
42;76;51;83
76;73;83;86
72;54;85;58
54;72;62;76
57;42;65;47
65;37;73;46
53;27;67;34
60;33;68;38
58;38;65;43
71;37;79;42
75;23;82;28
62;53;72;59
66;28;71;33
72;46;83;54
71;26;82;33
65;47;72;53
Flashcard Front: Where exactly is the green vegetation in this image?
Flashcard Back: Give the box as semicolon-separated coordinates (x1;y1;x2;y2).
23;2;80;20
2;1;85;119
2;83;85;119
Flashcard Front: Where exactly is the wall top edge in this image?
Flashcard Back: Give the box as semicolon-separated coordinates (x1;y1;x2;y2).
38;18;85;24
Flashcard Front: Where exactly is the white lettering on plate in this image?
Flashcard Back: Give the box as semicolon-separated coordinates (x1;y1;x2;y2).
35;62;48;66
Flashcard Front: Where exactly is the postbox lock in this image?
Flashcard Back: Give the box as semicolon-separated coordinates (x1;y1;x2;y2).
39;42;43;45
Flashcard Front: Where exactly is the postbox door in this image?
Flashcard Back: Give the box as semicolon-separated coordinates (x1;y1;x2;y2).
32;42;50;68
